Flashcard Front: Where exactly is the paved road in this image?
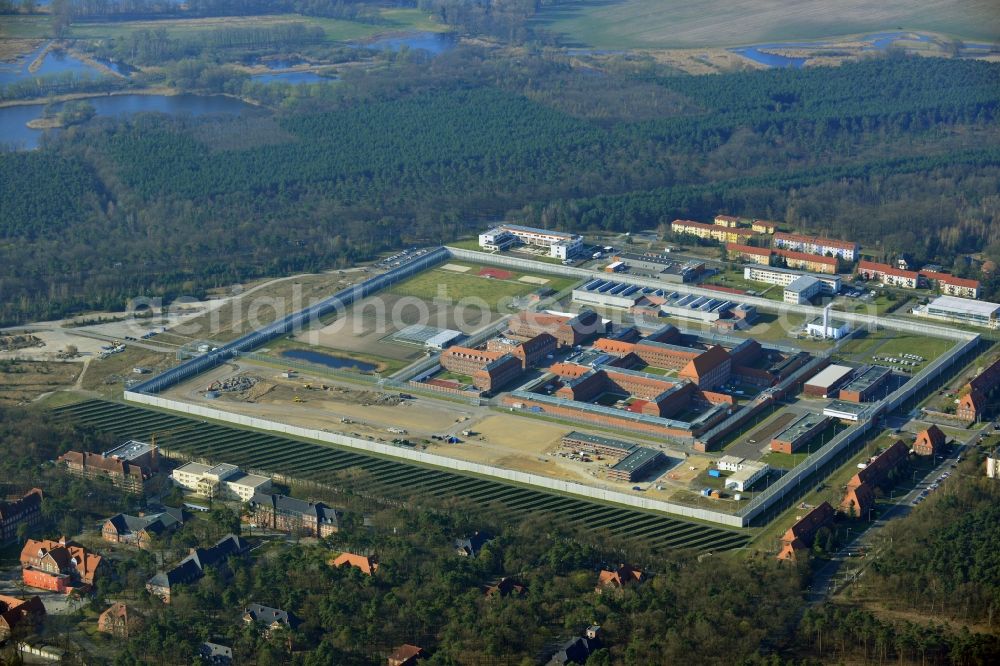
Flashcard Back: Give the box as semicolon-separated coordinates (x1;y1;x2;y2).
805;426;977;603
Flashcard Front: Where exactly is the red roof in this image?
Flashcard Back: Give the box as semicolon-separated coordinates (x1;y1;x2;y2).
679;345;730;381
726;242;770;257
775;248;838;267
774;231;857;250
920;270;980;289
626;400;649;413
701;284;746;295
858;260;918;281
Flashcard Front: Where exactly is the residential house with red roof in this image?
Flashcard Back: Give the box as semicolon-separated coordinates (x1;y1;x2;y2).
913;425;947;457
858;261;919;289
388;644;427;666
596;564;644;592
20;537;104;593
774;232;859;261
330;552;378;575
0;593;45;640
777;502;834;562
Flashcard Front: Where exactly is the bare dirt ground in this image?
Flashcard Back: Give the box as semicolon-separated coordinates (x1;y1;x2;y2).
0;361;82;406
291;292;505;361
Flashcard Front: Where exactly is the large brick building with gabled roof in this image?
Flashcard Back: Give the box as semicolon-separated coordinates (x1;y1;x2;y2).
913;425;947;457
841;440;909;517
20;537;104;593
777;502;834;562
0;488;42;544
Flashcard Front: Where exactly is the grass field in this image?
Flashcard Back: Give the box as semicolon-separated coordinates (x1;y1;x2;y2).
534;0;1000;49
388;264;577;311
874;335;955;369
0;15;51;40
66;9;443;43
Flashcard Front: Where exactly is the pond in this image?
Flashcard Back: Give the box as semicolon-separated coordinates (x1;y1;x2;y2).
730;32;987;69
359;31;458;55
0;43;106;86
250;71;335;85
0;93;257;150
280;349;378;373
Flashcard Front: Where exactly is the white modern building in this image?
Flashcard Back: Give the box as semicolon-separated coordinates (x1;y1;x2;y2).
784;275;823;304
725;461;770;492
806;316;851;339
743;265;841;295
914;295;1000;330
823;400;871;422
171;462;271;502
479;224;583;259
717;455;746;472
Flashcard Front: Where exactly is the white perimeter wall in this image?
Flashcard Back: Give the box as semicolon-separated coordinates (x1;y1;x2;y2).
124;391;746;528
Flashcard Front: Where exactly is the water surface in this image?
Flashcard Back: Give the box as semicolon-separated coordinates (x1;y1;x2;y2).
280;349;378;373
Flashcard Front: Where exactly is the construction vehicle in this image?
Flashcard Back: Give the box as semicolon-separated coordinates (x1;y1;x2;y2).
294;396;305;403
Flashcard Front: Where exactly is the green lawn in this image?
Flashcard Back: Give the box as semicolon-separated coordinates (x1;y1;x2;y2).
873;334;955;368
761;450;810;469
68;9;444;43
389;264;576;311
533;0;1000;49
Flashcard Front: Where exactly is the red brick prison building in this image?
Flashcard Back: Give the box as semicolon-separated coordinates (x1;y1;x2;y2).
507;309;605;348
20;537;104;593
439;347;523;393
770;414;830;454
838;365;892;403
486;332;557;369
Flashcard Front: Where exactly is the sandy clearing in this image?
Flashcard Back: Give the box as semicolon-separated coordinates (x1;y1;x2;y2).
441;263;472;272
518;275;550;285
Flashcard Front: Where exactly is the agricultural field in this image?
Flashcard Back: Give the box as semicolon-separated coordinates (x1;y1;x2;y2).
67;9;445;44
387;263;578;311
52;399;750;552
534;0;1000;49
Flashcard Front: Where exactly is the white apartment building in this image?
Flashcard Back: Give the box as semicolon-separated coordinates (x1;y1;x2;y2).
171;462;271;502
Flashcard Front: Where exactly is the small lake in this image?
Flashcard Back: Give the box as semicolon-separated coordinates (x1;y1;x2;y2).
359;31;458;55
0;93;256;150
730;32;975;69
0;44;106;86
280;349;378;373
250;71;334;85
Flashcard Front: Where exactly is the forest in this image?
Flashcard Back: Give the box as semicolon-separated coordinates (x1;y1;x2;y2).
0;51;998;324
1;403;998;665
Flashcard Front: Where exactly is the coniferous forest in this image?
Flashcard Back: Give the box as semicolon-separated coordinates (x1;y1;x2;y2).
0;52;998;324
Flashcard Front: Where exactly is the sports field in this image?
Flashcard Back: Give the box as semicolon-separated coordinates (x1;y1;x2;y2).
535;0;1000;49
388;264;577;311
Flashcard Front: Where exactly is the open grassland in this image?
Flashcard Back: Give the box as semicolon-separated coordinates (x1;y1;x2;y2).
0;360;81;406
67;9;444;43
0;15;51;40
536;0;1000;49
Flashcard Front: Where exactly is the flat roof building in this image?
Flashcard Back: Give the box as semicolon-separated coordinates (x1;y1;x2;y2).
725;461;770;492
784;275;823;304
770;414;830;454
806;316;851;340
479;224;583;259
804;364;855;398
838;365;891;403
171;462;271;502
743;265;841;294
915;295;1000;329
773;232;859;261
824;400;871;422
607;447;665;482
